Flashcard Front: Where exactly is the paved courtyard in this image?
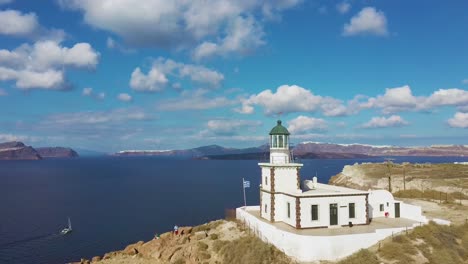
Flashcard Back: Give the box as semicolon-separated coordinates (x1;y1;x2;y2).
244;208;420;236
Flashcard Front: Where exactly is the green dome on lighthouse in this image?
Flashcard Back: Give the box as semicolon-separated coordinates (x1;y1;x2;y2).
269;120;290;135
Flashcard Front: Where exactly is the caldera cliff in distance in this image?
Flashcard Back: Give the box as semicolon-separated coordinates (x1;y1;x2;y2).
0;141;79;160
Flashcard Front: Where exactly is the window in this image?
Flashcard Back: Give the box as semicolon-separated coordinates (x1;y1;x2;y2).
265;204;267;213
287;202;291;218
265;176;268;185
311;205;319;220
387;202;389;207
349;203;355;219
380;204;384;212
272;136;277;148
279;135;283;148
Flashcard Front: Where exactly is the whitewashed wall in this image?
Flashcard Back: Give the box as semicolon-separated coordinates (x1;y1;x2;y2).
399;201;427;223
261;167;271;191
260;192;271;220
368;190;395;218
274;194;297;227
299;195;367;228
274;167;301;193
237;206;419;262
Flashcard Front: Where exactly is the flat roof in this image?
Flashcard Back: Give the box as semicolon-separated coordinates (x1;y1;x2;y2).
258;162;303;167
299;182;368;197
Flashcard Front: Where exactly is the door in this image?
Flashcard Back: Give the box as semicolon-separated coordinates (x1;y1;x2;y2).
395;202;400;218
330;203;338;226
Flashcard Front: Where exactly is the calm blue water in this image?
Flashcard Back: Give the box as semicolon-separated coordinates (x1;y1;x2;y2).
1;156;468;264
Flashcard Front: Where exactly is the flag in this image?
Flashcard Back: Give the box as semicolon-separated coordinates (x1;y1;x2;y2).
243;180;250;188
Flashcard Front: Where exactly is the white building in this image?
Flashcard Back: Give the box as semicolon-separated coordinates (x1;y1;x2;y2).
236;120;436;262
259;120;409;229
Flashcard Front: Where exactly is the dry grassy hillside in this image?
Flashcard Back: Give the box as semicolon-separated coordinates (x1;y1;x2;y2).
330;162;468;197
74;220;296;264
334;222;468;264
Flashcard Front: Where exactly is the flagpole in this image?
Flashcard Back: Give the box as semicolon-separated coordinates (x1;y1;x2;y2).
242;177;247;208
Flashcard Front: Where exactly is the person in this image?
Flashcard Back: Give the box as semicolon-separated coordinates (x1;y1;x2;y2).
154;232;160;239
174;225;179;235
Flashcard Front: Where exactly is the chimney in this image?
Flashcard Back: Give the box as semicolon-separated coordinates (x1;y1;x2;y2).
312;176;317;189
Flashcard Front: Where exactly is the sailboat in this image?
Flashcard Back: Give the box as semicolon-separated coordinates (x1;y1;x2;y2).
61;217;72;235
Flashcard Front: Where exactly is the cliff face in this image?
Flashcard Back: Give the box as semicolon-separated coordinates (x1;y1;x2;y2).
294;142;468;157
36;147;79;158
0;142;42;160
329;162;468;195
74;220;295;264
0;141;79;160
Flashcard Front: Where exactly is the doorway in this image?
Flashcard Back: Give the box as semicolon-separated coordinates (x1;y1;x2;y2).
395;202;400;218
330;203;338;225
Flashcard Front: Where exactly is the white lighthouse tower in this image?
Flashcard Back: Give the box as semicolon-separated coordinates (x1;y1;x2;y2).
259;120;304;227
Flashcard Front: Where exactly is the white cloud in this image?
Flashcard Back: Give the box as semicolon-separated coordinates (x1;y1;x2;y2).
82;87;105;100
336;2;351;14
361;115;409;128
360;85;419;113
361;85;468;113
0;133;39;143
58;0;300;58
117;93;132;102
15;69;65;89
457;105;468;113
130;57;224;92
425;88;468;108
157;95;233;111
448;112;468;128
106;36;135;53
82;87;93;96
96;92;105;100
462;79;468;85
287;116;327;134
106;37;116;49
0;40;99;90
0;10;38;36
0;9;65;41
192;16;265;60
43;108;150;126
0;88;7;96
343;7;388;36
238;84;347;116
205;119;262;136
0;0;13;4
130;67;168;92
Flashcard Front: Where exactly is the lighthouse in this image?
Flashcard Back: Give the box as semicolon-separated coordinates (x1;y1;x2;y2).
269;120;291;164
260;120;304;226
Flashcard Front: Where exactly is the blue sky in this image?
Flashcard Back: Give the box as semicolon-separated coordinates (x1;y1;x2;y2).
0;0;467;152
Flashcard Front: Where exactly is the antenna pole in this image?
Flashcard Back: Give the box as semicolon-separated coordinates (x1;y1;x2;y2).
242;178;247;208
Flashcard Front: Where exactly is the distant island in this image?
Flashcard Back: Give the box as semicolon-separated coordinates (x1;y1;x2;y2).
0;141;79;160
115;142;468;160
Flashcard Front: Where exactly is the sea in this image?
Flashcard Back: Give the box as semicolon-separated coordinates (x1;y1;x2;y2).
1;156;468;264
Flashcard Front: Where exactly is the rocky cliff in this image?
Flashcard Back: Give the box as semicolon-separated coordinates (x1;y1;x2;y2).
116;143;468;159
0;141;41;160
0;141;79;160
329;162;468;195
73;220;294;264
36;147;79;158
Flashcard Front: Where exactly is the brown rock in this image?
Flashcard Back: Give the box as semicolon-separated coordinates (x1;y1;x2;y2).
91;256;101;263
193;231;208;240
122;241;144;255
179;226;193;235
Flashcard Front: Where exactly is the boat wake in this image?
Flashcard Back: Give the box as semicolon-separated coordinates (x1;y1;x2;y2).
0;233;58;249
